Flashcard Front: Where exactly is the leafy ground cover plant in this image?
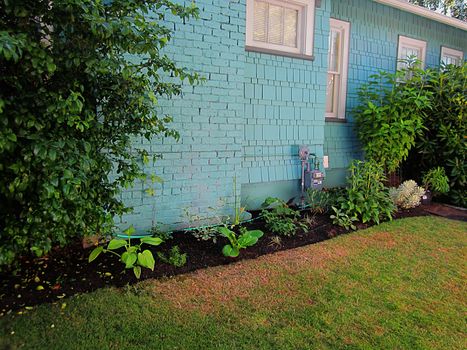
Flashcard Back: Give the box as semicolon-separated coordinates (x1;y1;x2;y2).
89;226;162;279
353;62;431;173
218;226;263;258
422;167;450;197
330;207;357;231
0;1;201;269
261;197;300;236
337;160;396;224
157;246;187;268
389;180;425;209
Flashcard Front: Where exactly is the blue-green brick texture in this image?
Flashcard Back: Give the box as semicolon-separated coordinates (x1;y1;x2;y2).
119;0;467;231
324;0;467;186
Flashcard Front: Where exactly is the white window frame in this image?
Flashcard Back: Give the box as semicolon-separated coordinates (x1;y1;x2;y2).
440;46;463;66
397;35;427;70
245;0;315;59
325;18;350;120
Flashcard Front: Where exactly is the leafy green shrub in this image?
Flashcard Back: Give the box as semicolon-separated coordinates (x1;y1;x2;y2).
389;180;425;209
260;197;300;237
338;160;396;224
422;167;450;197
330;207;357;231
0;1;201;269
218;226;264;258
353;64;431;173
89;226;162;279
157;246;187;268
411;63;466;206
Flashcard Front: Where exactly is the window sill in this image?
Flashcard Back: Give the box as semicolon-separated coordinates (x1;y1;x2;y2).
325;117;347;123
245;45;314;61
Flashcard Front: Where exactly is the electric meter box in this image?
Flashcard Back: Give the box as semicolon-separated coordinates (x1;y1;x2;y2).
304;169;325;190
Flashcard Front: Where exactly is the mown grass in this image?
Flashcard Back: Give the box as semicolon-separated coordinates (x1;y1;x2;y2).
1;216;466;350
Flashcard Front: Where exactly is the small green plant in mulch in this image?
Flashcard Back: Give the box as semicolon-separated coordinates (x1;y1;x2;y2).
218;226;263;258
260;197;300;237
330;206;357;231
157;246;187;268
89;226;162;279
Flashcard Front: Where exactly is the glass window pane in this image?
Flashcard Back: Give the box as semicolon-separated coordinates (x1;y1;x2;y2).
328;30;340;72
283;8;298;48
401;46;420;60
442;55;461;66
268;4;283;45
326;73;340;114
253;1;268;43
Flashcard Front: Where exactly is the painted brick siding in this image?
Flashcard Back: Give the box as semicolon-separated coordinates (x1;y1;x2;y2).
119;0;466;230
324;0;467;186
119;0;247;231
241;1;331;206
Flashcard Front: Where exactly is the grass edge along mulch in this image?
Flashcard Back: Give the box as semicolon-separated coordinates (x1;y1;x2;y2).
1;216;466;350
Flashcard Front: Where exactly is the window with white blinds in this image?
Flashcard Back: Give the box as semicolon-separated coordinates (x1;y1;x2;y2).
397;36;426;70
440;46;463;66
325;19;350;119
246;0;315;58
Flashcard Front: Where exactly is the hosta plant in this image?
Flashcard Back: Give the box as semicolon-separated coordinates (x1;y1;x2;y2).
389;180;425;209
218;226;263;258
89;226;162;279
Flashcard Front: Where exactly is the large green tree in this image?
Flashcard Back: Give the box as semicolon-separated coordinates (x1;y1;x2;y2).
409;0;466;20
0;0;200;269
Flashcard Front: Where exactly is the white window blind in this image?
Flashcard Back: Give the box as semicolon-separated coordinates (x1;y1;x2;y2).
246;0;315;58
253;1;298;48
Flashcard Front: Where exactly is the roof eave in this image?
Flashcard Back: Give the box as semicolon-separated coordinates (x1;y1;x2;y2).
373;0;467;31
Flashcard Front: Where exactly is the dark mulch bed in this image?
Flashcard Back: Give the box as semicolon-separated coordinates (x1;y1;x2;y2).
0;206;430;315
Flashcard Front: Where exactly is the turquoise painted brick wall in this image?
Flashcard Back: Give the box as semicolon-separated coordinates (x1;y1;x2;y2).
119;0;466;230
324;0;467;187
119;0;247;231
241;0;331;208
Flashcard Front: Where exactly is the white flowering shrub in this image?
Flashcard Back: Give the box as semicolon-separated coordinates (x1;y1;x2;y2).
390;180;425;209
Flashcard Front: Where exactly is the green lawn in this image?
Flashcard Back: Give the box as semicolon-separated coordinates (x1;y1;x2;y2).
1;216;466;350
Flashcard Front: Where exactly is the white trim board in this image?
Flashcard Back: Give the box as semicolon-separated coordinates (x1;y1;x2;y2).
373;0;467;31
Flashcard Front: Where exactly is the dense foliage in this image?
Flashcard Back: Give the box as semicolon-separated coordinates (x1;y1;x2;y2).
409;0;466;20
337;160;396;224
413;63;466;206
422;167;450;196
0;0;200;269
353;64;431;173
